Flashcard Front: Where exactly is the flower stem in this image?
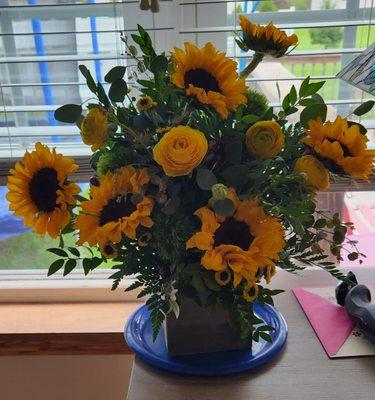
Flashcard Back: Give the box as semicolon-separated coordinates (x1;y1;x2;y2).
240;52;264;79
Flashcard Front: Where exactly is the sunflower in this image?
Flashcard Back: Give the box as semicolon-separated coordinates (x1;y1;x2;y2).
186;189;285;291
99;241;118;259
75;166;154;247
171;42;247;119
136;95;157;111
243;281;259;302
6;142;80;238
304;116;375;180
81;107;108;152
239;15;298;57
214;269;231;286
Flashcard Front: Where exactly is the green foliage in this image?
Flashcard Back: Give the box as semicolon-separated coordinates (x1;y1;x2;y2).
150;213;195;263
258;1;278;12
244;89;269;118
54;104;82;124
45;24;374;344
97;147;136;176
309;27;343;49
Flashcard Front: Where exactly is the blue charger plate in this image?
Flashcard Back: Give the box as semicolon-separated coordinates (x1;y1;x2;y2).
125;303;288;376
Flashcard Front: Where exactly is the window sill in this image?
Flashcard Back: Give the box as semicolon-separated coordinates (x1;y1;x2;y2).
0;301;140;355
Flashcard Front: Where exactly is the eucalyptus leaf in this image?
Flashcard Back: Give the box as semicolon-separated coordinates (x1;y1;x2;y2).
54;104;82;124
224;141;243;165
196;168;217;190
353;100;375;116
109;79;128;103
104;66;126;83
300;103;327;127
222;165;248;186
213;198;234;217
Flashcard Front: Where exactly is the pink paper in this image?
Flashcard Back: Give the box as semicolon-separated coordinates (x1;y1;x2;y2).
292;287;355;357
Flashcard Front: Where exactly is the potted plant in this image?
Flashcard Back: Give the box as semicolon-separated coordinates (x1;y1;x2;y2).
7;18;374;363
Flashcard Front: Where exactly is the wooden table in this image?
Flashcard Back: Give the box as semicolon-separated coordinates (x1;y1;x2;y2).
127;266;375;400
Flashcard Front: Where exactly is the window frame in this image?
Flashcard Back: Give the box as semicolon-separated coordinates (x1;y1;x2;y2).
0;0;374;301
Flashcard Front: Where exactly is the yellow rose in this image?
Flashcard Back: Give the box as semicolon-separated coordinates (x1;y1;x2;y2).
246;121;284;158
81;108;108;152
153;125;208;177
294;155;330;191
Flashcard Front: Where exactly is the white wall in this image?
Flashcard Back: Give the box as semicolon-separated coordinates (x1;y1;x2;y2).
0;354;134;400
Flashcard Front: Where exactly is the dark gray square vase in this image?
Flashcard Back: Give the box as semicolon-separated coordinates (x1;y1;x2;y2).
164;296;251;356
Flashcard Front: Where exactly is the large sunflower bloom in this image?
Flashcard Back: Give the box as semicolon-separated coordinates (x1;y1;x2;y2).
239;15;298;57
6;142;80;238
171;42;247;119
304;116;375;180
75;166;154;246
186;189;285;290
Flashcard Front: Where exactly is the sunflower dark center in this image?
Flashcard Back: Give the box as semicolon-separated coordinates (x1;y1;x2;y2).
29;167;60;212
184;68;221;93
220;271;229;281
99;194;136;226
139;98;149;106
213;218;254;250
104;245;114;254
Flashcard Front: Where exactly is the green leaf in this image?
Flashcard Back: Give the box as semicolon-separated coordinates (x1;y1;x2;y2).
282;93;290;110
54;104;82;124
222;165;248;186
196;168;217;190
109;79;128;103
64;259;77;276
79;64;89;78
67;247;80;257
299;98;317;107
235;38;248;51
82;259;92;276
150;55;168;74
161;195;180;215
131;34;144;47
104;66;126;83
305;81;325;97
203;275;221;291
80;66;97;94
97;82;109;106
289;85;297;104
241;114;260;125
300;103;327;127
192;274;205;293
353;100;375;116
213;198;234;217
299;76;310;97
347;121;367;135
47;248;68;257
137;79;154;88
76;115;84;129
224;141;242;165
314;218;327;229
48;259;64;276
259;331;273;343
311;93;325;104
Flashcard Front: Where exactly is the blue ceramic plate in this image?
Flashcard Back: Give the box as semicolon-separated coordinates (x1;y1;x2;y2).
125;303;288;376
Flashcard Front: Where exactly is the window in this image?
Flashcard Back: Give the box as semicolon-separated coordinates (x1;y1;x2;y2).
0;0;374;277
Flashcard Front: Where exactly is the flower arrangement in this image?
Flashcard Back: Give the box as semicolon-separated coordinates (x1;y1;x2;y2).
7;19;375;342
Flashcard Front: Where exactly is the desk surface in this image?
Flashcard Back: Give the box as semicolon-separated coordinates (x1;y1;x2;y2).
127;267;375;400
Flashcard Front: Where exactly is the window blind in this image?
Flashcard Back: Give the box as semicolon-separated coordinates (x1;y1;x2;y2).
0;0;374;187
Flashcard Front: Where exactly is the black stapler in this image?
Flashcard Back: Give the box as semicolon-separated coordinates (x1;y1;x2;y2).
335;271;375;344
